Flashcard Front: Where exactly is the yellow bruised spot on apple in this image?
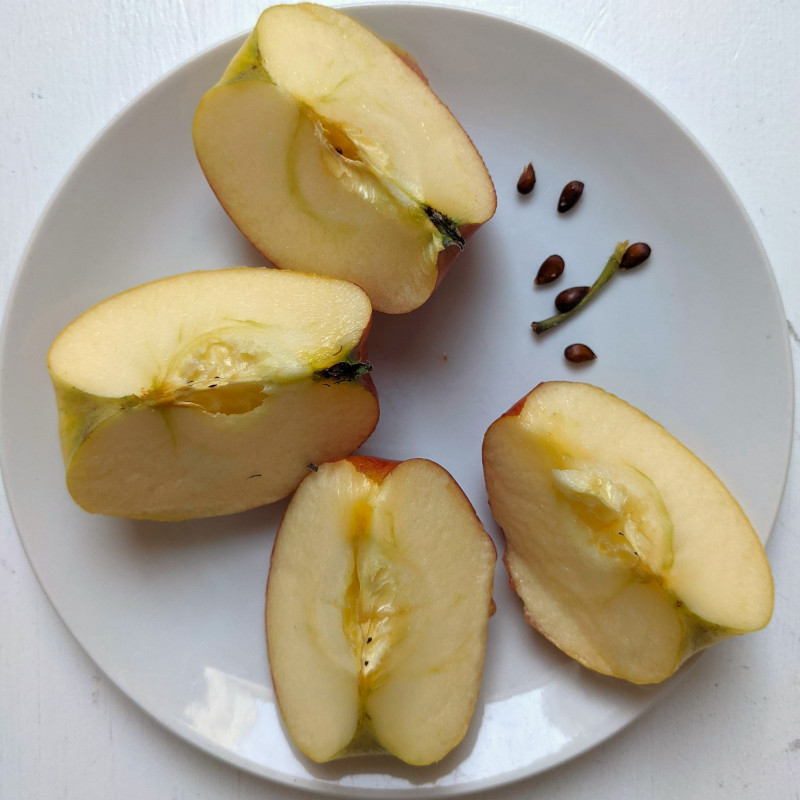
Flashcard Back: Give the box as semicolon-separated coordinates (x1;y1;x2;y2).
482;381;774;685
192;3;497;314
265;456;497;765
47;268;379;521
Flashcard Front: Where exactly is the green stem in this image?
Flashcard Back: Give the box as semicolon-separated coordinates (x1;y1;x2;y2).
531;240;629;334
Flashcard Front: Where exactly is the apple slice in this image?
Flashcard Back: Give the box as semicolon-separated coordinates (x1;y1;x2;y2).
192;3;496;314
47;268;379;521
482;381;773;684
265;457;497;764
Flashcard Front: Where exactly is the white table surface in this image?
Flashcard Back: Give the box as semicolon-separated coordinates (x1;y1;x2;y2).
2;1;799;798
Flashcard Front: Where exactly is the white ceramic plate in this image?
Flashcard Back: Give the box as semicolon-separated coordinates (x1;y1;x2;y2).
1;4;793;797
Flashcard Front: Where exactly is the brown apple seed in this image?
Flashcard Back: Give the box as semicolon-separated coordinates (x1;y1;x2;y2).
534;254;565;285
564;343;597;362
620;242;652;270
555;285;590;312
517;162;536;194
557;180;584;213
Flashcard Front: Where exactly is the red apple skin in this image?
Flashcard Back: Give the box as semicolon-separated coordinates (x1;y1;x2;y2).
482;390;540;619
496;385;542;422
343;454;401;483
388;44;429;85
482;383;540;576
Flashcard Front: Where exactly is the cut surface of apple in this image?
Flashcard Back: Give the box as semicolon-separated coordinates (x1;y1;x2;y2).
192;3;496;314
47;268;379;521
265;457;497;764
482;381;773;684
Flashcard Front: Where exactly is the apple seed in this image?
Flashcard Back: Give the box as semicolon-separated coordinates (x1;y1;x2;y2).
620;242;652;270
534;254;565;285
557;181;584;213
564;343;597;362
517;162;536;194
554;286;590;312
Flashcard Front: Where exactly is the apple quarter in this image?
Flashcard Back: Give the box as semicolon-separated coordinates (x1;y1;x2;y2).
192;3;496;314
47;267;379;521
265;456;497;765
482;381;774;684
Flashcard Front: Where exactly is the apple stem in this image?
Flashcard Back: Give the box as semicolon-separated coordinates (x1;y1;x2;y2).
531;240;629;334
314;361;372;384
424;206;465;250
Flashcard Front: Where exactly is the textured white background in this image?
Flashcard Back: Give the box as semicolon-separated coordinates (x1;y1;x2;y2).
2;1;799;798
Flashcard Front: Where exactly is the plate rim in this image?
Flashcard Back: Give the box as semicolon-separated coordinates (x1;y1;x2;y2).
1;3;794;797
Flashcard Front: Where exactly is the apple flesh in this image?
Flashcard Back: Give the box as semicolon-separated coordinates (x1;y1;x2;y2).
47;268;379;521
265;457;497;764
192;3;496;314
482;381;774;684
